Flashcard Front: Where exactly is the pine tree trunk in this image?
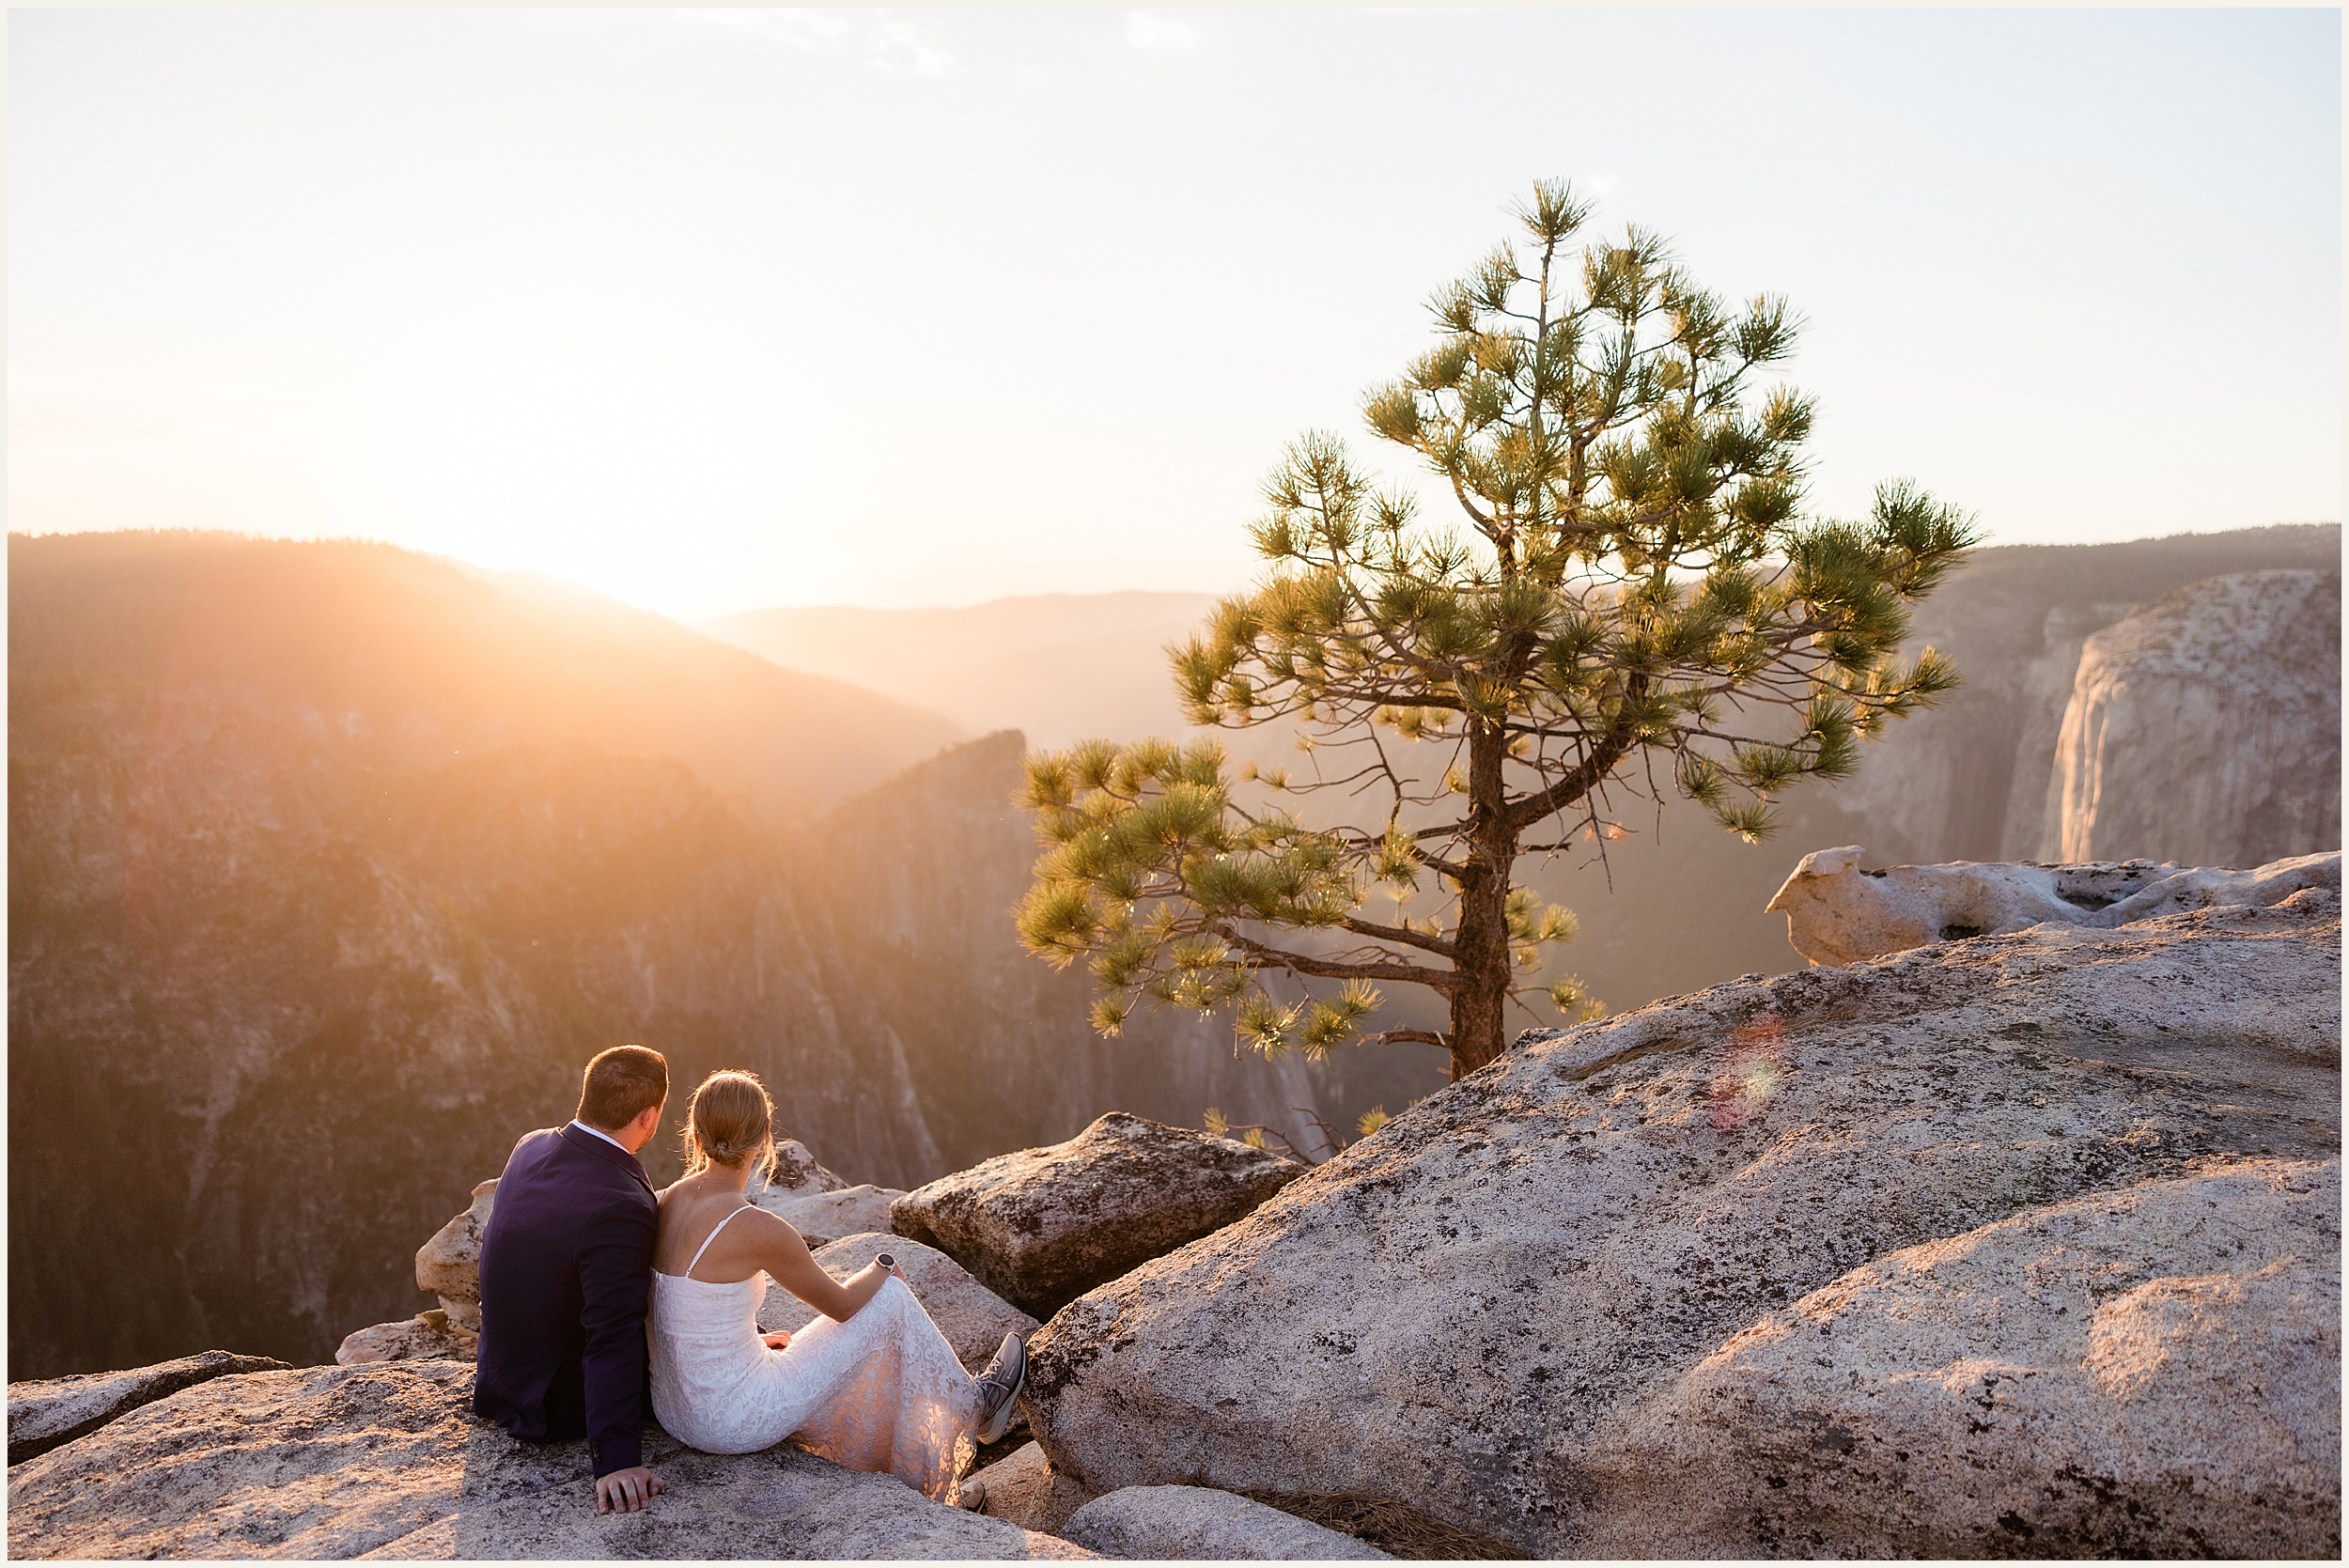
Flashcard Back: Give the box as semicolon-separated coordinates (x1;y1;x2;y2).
1445;722;1517;1080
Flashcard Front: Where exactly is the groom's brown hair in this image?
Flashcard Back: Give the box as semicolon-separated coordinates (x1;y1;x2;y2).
577;1044;668;1132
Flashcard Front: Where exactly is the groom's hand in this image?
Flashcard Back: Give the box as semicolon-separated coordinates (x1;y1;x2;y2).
595;1466;665;1515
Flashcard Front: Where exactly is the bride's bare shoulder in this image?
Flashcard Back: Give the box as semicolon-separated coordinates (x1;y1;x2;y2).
735;1203;804;1243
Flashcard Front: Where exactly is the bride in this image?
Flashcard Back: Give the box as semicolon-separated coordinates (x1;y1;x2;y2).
647;1070;1025;1502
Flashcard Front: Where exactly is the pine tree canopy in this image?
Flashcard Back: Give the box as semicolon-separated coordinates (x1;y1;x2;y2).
1017;179;1978;1082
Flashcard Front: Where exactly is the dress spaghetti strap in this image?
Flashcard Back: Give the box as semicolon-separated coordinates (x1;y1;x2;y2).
685;1203;753;1280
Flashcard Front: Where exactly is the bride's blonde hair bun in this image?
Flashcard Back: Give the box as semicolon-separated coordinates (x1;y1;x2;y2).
682;1069;779;1182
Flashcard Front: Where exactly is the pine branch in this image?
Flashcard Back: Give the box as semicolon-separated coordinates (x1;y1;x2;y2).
1338;913;1457;960
1501;708;1644;835
1214;924;1459;992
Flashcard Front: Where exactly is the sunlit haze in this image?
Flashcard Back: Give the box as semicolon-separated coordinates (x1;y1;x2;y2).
10;8;2340;619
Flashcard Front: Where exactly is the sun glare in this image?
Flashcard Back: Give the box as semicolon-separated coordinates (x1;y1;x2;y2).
377;348;773;615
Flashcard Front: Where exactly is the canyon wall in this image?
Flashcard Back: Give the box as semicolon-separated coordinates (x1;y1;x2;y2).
2047;568;2340;865
798;731;1445;1178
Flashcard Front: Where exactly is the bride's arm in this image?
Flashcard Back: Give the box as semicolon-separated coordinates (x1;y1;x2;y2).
748;1211;894;1323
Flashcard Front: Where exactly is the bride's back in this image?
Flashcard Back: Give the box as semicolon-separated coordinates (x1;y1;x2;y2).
653;1177;778;1281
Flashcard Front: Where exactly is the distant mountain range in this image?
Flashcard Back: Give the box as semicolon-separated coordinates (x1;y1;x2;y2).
702;591;1218;750
11;531;964;830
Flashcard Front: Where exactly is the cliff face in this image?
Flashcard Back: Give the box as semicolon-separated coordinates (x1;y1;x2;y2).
1786;524;2341;865
798;731;1446;1176
2048;568;2341;864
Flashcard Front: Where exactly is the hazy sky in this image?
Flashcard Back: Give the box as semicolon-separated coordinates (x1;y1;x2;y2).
10;8;2341;618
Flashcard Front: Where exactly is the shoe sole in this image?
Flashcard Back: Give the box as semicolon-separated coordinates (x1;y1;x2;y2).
974;1344;1027;1445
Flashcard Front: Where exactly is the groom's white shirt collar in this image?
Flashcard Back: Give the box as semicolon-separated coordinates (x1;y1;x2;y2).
568;1119;631;1156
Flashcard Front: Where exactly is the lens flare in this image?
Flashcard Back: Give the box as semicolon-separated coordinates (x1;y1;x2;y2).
1709;1013;1787;1130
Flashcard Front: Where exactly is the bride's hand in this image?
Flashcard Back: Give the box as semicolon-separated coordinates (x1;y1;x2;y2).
760;1329;792;1350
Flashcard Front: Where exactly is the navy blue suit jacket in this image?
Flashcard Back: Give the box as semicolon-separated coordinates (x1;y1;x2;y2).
472;1124;657;1478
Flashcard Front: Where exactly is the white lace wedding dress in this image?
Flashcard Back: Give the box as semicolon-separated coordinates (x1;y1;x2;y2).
646;1208;981;1502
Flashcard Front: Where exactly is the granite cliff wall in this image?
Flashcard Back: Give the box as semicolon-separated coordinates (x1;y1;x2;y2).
2048;568;2340;864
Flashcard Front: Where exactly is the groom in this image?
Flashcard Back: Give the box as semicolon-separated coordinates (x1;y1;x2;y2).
474;1044;671;1514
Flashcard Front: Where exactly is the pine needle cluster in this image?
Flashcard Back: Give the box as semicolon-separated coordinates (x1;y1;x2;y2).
1018;179;1977;1080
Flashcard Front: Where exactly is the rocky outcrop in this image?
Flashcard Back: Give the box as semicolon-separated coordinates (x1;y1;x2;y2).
334;1311;477;1368
759;1185;903;1244
1062;1486;1393;1560
762;1138;850;1196
961;1442;1100;1536
5;1360;1092;1559
6;1351;290;1467
2049;568;2341;866
770;1234;1039;1377
1595;1159;2339;1558
414;1180;497;1330
738;1142;900;1243
892;1114;1306;1319
1020;892;2341;1558
1766;845;2340;966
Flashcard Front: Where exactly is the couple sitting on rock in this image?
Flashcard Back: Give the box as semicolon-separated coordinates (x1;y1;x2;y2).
471;1045;1027;1514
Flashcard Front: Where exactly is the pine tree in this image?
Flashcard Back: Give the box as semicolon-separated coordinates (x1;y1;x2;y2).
1017;180;1978;1082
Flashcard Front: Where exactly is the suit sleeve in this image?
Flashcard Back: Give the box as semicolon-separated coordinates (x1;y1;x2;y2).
577;1191;658;1478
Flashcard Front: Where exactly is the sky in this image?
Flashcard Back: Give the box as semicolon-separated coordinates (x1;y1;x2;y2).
8;7;2341;619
